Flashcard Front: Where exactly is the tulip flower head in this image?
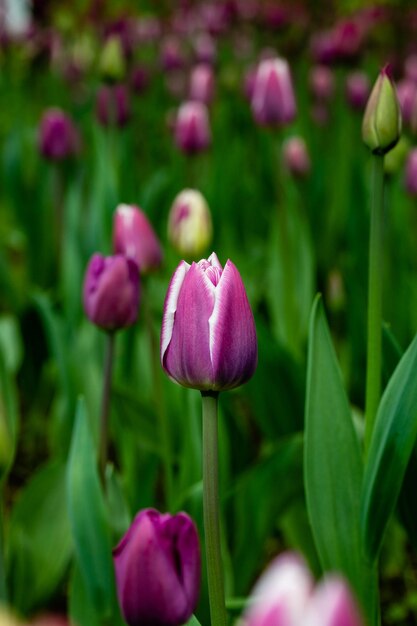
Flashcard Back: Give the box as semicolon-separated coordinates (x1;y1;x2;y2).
96;84;131;127
113;204;163;274
83;253;140;331
168;189;212;257
251;56;297;127
282;136;311;178
303;577;365;626
113;508;201;626
38;108;79;161
362;66;402;155
309;65;335;102
405;148;417;196
161;253;257;391
189;64;215;105
345;71;370;111
175;101;211;154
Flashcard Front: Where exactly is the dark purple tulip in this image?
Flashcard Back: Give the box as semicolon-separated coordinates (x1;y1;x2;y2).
397;79;417;125
38;108;79;161
130;65;149;95
282;136;311;178
309;65;335;102
251;57;297;127
161;252;257;391
175;101;211;154
345;71;370;111
96;84;130;127
161;37;186;72
113;509;201;626
83;254;140;331
405;148;417;196
113;204;163;274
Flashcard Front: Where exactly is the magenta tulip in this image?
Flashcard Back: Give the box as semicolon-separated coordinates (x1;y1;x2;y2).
251;57;297;127
405;148;417;196
96;84;130;127
282;136;311;178
38;108;79;161
161;252;257;391
189;64;215;105
345;71;370;111
309;65;335;102
113;509;201;626
113;204;163;274
174;101;211;154
304;578;365;626
83;253;140;331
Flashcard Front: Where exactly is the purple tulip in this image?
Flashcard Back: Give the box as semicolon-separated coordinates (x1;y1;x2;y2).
309;65;335;102
282;136;311;178
405;54;417;83
160;252;257;391
96;84;131;127
405;148;417;196
113;509;201;626
193;32;217;65
242;553;314;626
304;577;365;626
113;204;163;274
345;71;370;111
174;101;211;154
189;64;215;105
161;36;186;72
38;108;79;161
83;254;140;331
397;79;417;126
251;57;297;127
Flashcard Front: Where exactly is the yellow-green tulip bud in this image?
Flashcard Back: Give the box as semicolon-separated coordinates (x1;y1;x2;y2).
362;66;402;155
168;189;212;258
99;36;125;82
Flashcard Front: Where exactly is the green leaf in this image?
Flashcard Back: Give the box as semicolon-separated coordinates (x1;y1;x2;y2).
305;295;378;624
361;331;417;562
185;616;202;626
66;399;113;618
0;315;23;373
7;461;72;613
0;342;18;480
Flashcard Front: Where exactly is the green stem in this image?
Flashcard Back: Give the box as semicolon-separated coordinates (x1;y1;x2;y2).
364;154;385;455
201;391;228;626
0;493;7;602
99;332;115;482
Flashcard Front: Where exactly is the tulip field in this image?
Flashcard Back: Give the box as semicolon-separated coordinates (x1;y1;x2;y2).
2;1;417;625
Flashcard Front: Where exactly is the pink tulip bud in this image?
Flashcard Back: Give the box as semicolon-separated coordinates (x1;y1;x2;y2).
282;136;311;178
168;189;212;257
96;84;131;127
83;253;140;331
345;71;371;111
304;577;365;626
241;553;314;626
189;64;215;105
161;253;257;391
405;148;417;196
113;508;201;626
38;108;79;161
397;79;417;125
309;65;335;102
193;32;217;65
174;101;211;154
251;57;297;127
113;204;163;274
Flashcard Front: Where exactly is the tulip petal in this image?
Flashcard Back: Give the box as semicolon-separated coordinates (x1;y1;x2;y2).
209;260;257;390
160;261;190;363
163;262;215;388
304;578;364;626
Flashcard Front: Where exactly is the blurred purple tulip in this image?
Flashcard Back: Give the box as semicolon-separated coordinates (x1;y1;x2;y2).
405;148;417;196
174;101;211;154
83;254;140;331
193;32;217;65
283;136;311;178
397;79;417;125
161;252;257;391
304;578;365;626
113;508;201;626
309;65;335;102
189;64;215;105
161;36;186;72
96;84;131;127
130;65;150;95
113;204;163;274
251;57;297;127
345;71;370;111
38;108;79;161
405;54;417;83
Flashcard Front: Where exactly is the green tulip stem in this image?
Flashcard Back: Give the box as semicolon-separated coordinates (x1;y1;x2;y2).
201;390;228;626
0;495;7;602
364;153;385;455
99;331;116;482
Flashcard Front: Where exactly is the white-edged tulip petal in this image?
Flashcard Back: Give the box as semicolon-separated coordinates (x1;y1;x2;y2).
160;261;190;362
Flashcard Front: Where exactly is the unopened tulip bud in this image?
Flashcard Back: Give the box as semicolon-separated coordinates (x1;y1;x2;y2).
113;508;201;626
362;66;402;155
241;553;314;626
309;65;334;102
99;35;126;82
38;108;79;161
175;101;211;154
168;189;212;257
405;148;417;196
83;254;140;331
161;253;257;391
96;84;131;127
189;64;215;105
113;204;163;274
304;577;365;626
345;71;370;111
282;136;311;178
251;57;297;127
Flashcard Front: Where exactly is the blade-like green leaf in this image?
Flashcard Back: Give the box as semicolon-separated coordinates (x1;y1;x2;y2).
361;331;417;562
66;398;113;618
305;295;377;624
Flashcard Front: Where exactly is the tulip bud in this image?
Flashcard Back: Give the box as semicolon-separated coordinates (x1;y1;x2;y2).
113;204;163;274
304;577;365;626
113;508;201;626
405;148;417;196
396;79;417;126
384;136;409;175
161;37;186;72
99;35;126;82
83;253;140;331
174;101;211;154
38;108;79;161
282;136;311;178
168;189;212;257
161;252;257;391
251;57;297;127
240;553;314;626
189;64;215;105
345;71;370;111
362;66;402;155
309;65;334;102
193;32;217;65
96;84;131;128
